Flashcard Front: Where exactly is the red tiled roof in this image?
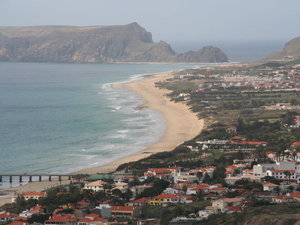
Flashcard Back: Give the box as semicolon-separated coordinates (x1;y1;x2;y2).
262;182;278;186
111;206;136;212
243;169;253;172
227;126;237;130
210;187;228;191
228;206;242;212
21;192;46;196
85;214;99;218
127;197;149;204
231;136;243;140
8;221;28;225
226;165;237;169
17;216;28;221
274;195;293;199
225;171;234;174
146;168;171;173
292;142;300;146
78;218;92;223
0;212;18;218
93;217;108;222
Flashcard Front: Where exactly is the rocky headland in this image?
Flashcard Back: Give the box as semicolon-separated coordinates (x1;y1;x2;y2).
0;22;228;63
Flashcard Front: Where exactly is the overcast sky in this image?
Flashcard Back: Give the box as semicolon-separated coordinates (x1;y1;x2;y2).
1;0;299;43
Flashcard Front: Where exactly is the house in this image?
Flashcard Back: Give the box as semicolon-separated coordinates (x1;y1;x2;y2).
113;181;128;192
0;212;18;222
227;206;242;214
225;171;234;178
208;197;243;214
226;126;237;134
111;206;140;218
83;180;107;192
144;168;172;180
263;182;279;191
95;204;111;218
7;222;28;225
209;187;228;194
243;169;253;176
44;214;77;225
272;195;296;203
266;170;296;180
130;185;152;198
19;205;44;218
148;194;189;206
174;172;198;184
20;192;46;200
78;214;108;225
186;184;210;195
125;198;149;207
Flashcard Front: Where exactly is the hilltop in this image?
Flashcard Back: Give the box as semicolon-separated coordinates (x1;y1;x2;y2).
0;23;228;63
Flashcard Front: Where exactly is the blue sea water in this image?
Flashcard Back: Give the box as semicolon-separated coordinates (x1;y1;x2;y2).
0;62;210;186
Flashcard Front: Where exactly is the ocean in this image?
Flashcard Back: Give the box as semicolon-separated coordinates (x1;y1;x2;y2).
0;62;209;188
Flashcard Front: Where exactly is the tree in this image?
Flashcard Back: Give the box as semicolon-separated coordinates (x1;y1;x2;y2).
196;171;203;180
283;171;292;180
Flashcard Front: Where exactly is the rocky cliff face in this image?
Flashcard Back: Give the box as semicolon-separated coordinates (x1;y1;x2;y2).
0;23;228;63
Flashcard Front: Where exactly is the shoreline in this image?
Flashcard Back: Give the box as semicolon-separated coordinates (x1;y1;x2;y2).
0;72;204;206
75;72;204;174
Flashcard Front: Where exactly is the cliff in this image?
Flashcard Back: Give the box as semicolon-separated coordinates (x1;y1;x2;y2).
0;23;228;63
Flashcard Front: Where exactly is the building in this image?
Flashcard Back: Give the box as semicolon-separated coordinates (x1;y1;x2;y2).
0;212;18;223
78;214;108;225
148;194;189;206
144;168;172;180
44;215;77;225
111;206;140;218
83;180;107;192
125;198;149;207
263;182;279;191
20;192;46;200
95;204;111;218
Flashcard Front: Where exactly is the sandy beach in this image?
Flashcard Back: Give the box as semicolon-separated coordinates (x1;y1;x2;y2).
0;72;204;206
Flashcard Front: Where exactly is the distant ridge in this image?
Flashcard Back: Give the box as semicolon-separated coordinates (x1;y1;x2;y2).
265;36;300;60
0;23;228;63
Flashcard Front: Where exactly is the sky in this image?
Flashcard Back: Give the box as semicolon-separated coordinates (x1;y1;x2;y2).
1;0;300;61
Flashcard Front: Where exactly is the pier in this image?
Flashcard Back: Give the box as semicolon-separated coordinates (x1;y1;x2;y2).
0;174;75;183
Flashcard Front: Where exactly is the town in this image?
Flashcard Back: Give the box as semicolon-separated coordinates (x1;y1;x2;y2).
2;59;300;225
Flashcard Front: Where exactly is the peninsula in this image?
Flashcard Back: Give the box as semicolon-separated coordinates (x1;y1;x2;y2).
0;23;228;63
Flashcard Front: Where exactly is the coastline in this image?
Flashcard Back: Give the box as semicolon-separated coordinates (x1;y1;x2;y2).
76;72;204;174
0;72;204;206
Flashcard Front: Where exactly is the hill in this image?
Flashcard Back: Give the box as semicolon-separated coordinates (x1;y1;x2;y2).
0;23;228;63
266;36;300;60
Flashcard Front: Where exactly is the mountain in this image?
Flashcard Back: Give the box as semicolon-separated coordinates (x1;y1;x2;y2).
266;36;300;60
0;23;228;63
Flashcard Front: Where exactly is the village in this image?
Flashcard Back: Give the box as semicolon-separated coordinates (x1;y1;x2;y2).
2;61;300;225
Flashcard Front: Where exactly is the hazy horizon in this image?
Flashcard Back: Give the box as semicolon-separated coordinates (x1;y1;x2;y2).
1;0;299;42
